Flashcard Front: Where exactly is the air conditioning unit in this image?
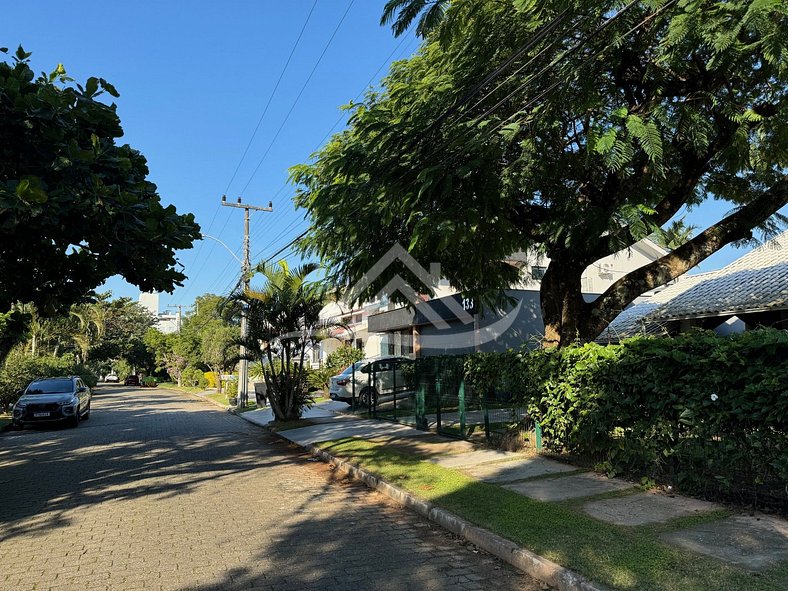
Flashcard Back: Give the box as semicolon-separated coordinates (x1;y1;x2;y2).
599;262;614;275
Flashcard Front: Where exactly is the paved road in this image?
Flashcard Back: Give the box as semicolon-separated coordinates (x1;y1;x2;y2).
0;386;542;591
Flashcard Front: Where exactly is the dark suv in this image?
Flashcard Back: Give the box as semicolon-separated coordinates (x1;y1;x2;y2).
12;376;92;429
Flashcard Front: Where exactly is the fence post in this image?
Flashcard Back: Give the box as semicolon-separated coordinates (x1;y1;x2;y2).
416;373;426;430
351;362;356;413
535;421;543;451
435;359;442;434
458;377;466;438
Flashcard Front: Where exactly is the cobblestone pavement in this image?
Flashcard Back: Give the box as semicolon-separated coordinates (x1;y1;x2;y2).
0;387;543;591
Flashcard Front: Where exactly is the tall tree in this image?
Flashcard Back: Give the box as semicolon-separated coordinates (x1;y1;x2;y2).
293;0;788;347
650;218;699;250
381;0;451;38
0;47;200;315
231;261;331;421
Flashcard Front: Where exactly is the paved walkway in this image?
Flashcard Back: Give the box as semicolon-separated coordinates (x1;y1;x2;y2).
241;402;788;577
0;387;543;591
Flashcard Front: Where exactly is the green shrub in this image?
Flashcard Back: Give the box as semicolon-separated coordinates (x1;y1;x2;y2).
465;329;788;506
142;376;158;387
0;351;98;410
181;366;208;388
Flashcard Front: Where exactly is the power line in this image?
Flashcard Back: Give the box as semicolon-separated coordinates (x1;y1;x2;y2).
261;1;670;278
245;34;417;262
223;0;319;195
175;2;319;305
238;0;357;195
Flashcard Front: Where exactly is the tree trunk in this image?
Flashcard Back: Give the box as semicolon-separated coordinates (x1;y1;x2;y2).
540;259;589;348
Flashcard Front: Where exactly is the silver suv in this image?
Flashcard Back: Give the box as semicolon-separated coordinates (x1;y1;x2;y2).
12;376;92;429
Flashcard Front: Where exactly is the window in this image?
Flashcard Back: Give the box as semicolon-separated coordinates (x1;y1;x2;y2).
531;266;547;280
353;314;363;324
355;338;363;350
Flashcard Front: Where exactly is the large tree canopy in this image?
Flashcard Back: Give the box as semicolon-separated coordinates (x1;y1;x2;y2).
293;0;788;347
0;47;200;314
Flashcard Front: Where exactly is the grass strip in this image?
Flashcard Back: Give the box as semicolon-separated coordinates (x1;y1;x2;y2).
318;438;785;591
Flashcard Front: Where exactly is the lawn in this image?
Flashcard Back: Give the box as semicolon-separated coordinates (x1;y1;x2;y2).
318;438;787;591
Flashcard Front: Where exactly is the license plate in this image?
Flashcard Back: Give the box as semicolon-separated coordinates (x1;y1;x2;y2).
34;412;50;418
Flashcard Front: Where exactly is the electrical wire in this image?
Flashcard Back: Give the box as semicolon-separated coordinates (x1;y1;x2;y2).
238;0;357;195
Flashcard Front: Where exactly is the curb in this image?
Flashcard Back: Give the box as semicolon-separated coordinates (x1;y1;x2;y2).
235;412;606;591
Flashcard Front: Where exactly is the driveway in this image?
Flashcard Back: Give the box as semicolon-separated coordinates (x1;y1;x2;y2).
0;386;542;591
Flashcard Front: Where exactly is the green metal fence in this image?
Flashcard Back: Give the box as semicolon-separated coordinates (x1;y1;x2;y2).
352;355;539;447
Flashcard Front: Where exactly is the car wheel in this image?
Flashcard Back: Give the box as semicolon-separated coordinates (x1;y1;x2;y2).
359;388;378;407
82;402;91;420
70;408;80;428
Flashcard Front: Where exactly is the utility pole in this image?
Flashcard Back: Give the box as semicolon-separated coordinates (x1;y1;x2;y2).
221;195;273;408
166;304;185;333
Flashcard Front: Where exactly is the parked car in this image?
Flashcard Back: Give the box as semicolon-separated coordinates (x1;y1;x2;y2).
124;375;140;386
329;356;411;406
104;374;119;383
12;376;91;428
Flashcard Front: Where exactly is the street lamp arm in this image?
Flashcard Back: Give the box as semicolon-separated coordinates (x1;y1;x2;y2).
200;234;243;264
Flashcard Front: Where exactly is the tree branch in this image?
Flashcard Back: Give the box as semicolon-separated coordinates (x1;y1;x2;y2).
582;175;788;336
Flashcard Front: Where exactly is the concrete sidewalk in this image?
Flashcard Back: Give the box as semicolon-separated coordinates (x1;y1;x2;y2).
238;401;788;590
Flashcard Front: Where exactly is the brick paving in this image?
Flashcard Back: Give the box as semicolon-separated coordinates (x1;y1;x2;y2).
0;387;543;591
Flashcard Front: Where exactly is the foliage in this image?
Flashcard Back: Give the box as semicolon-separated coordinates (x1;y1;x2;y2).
294;0;788;347
0;350;97;410
181;366;207;389
200;323;239;393
381;0;451;38
649;218;698;250
114;359;133;381
465;329;788;506
230;261;333;421
307;346;364;392
0;47;200;314
144;329;188;386
141;376;158;387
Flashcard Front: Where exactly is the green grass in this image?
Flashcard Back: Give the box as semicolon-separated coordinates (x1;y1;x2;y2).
317;438;786;591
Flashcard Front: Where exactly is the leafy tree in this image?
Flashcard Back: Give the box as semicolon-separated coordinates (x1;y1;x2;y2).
144;329;188;386
0;47;200;316
200;322;239;393
650;218;699;250
231;261;332;421
293;0;788;347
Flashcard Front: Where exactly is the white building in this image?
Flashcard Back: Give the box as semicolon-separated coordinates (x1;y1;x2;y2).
139;291;181;334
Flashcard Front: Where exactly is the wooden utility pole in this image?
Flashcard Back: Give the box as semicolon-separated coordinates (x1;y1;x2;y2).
221;195;273;408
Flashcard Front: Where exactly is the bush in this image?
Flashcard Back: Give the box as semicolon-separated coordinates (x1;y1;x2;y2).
0;351;98;411
181;366;208;388
465;329;788;508
141;376;158;387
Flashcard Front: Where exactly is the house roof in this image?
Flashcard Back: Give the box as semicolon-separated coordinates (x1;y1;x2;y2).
600;230;788;340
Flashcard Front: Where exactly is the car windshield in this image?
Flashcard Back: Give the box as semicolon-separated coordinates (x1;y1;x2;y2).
341;361;366;375
26;379;73;394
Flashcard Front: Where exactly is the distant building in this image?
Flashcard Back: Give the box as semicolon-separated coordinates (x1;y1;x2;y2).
139;291;181;334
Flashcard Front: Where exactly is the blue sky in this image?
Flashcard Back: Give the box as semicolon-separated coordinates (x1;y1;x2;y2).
2;1;783;311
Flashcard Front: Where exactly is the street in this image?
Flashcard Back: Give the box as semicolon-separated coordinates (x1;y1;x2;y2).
0;386;541;591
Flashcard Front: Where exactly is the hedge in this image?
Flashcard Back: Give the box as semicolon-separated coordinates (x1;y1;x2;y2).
465;329;788;508
0;351;98;411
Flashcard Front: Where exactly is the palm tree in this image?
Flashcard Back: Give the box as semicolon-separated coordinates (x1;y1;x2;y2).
69;303;106;363
650;218;699;251
380;0;451;38
230;261;333;422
